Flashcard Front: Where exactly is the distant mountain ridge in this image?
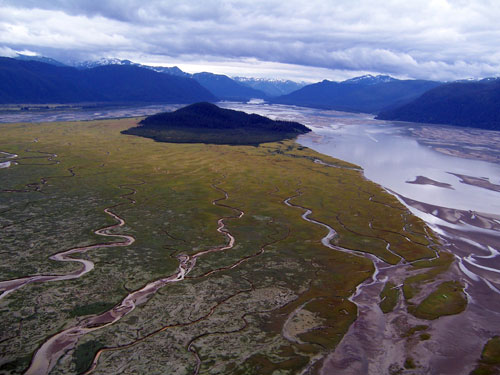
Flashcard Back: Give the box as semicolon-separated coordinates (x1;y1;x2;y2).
377;79;500;130
73;58;191;78
73;58;267;101
233;77;306;97
73;57;134;69
271;76;442;113
191;72;267;101
70;58;305;99
15;54;68;67
341;74;397;85
8;55;446;111
73;58;305;99
3;56;267;104
0;57;216;104
8;53;500;129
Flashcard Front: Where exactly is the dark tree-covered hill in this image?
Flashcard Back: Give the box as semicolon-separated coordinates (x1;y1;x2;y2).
376;79;500;130
0;58;101;103
82;65;216;103
122;102;310;145
0;57;216;104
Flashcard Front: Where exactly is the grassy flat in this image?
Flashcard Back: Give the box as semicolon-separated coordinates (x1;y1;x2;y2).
379;282;399;313
411;281;467;320
482;337;500;365
471;336;500;375
0;117;457;374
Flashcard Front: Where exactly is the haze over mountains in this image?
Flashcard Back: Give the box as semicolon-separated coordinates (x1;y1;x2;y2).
10;55;292;101
2;54;500;131
190;72;268;101
233;77;306;97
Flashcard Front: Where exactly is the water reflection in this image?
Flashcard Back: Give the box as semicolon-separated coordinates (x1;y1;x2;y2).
298;122;500;215
220;101;500;216
221;102;500;327
4;100;498;216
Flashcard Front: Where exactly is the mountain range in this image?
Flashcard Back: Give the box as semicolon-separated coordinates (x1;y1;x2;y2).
72;58;191;78
72;58;305;98
377;79;500;130
0;57;215;104
271;75;441;113
3;54;500;131
14;53;68;67
191;72;267;101
73;58;270;101
233;77;306;96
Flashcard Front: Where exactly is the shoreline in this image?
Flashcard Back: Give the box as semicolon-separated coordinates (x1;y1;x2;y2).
1;108;498;374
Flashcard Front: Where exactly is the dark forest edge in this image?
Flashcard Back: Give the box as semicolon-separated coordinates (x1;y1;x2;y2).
377;79;500;131
121;102;311;145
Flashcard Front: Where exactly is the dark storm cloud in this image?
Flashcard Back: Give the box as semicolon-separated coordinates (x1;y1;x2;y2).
0;0;499;80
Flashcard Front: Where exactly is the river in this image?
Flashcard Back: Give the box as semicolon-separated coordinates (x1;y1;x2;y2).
221;101;500;374
3;101;500;374
5;100;500;299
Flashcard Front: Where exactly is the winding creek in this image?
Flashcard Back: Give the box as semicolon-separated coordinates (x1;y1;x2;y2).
3;180;246;375
0;151;18;169
222;102;500;374
1;102;499;373
284;186;443;374
0;193;137;301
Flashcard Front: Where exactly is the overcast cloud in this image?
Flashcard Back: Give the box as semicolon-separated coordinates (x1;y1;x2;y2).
0;0;499;81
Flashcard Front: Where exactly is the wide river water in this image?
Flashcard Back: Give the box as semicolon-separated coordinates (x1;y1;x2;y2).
222;102;500;213
222;102;500;374
2;101;499;285
223;101;500;287
2;102;500;374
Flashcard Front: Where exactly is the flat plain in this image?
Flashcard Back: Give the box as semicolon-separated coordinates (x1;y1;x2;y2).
0;117;465;374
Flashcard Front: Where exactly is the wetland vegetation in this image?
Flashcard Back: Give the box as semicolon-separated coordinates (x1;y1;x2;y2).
0;114;465;374
471;336;500;375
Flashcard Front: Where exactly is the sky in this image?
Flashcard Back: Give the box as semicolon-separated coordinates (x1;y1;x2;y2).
0;0;499;82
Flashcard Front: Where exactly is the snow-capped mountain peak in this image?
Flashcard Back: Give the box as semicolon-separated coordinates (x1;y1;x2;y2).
341;74;397;85
233;77;306;96
73;58;135;69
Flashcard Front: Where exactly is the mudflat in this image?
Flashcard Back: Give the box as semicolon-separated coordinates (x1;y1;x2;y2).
0;117;467;374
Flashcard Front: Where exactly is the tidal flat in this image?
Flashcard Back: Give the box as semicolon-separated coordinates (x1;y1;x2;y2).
0;117;467;374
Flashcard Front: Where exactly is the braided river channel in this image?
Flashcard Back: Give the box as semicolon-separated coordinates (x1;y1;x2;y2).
3;101;500;374
222;102;500;374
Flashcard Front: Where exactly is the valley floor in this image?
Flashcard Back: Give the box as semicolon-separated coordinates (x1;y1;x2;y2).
0;117;478;374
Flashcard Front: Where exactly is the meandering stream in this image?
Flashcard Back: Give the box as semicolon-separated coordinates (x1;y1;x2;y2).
2;103;499;374
221;102;500;373
15;182;245;375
